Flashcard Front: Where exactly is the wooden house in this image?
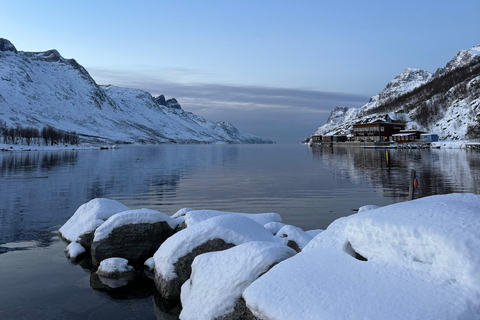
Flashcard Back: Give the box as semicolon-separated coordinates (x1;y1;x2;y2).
352;120;406;142
311;135;322;143
391;130;426;144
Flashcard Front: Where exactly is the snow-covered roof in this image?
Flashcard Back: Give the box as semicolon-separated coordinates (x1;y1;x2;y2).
243;194;480;320
392;133;416;137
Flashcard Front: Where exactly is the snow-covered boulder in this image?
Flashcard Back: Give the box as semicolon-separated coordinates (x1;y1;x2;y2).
96;257;135;279
91;209;178;265
180;241;296;320
153;215;280;300
92;257;136;289
275;225;313;252
65;241;86;261
183;210;282;228
263;222;285;235
59;198;130;248
243;194;480;320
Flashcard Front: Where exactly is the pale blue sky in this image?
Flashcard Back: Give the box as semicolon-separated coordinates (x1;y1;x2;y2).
1;0;479;142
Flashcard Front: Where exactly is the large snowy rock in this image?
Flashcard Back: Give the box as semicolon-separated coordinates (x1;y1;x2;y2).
183;210;282;228
91;209;178;265
58;198;130;248
180;241;296;320
153;215;280;300
243;194;480;320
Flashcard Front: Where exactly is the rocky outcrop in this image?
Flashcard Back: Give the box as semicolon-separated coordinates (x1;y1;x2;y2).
165;98;182;109
0;38;17;53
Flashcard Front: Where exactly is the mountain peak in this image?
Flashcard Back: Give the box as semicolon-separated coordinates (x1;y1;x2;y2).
442;45;480;75
0;38;17;53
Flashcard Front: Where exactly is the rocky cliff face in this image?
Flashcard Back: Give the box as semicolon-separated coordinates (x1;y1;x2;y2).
0;39;273;144
312;45;480;140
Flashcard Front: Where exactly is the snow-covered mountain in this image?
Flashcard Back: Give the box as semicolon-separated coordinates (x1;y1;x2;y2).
0;39;272;144
313;45;480;140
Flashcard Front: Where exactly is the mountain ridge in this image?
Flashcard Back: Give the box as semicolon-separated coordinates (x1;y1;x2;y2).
0;39;273;145
313;45;480;140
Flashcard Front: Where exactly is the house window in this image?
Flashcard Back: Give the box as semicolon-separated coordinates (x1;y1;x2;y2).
380;127;384;132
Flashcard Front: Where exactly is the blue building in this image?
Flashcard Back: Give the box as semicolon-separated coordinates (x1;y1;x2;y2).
420;133;439;142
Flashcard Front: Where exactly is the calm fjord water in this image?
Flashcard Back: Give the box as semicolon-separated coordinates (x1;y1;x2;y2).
1;144;479;319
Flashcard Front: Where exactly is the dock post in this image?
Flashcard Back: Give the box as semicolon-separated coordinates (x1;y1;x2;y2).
408;169;416;200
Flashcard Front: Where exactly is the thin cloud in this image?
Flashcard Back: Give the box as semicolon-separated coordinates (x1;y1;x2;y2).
87;66;370;141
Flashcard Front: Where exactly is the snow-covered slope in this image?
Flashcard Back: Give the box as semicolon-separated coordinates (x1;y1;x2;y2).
0;39;272;144
312;45;480;140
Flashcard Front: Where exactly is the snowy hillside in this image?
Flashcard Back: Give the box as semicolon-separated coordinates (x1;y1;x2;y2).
312;45;480;140
0;39;272;144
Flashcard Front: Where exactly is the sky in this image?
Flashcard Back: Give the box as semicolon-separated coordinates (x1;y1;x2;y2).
1;0;479;142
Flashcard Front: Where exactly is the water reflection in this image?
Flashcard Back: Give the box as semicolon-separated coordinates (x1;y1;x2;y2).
311;147;480;200
0;146;240;245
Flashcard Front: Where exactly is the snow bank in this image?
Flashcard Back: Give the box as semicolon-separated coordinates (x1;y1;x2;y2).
59;198;130;243
275;225;313;251
243;194;480;320
264;222;285;234
357;204;381;212
153;215;281;281
305;229;323;238
180;241;296;320
183;210;282;228
93;208;178;242
171;208;194;219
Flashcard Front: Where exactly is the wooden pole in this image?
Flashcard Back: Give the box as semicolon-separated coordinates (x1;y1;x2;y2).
408;169;416;200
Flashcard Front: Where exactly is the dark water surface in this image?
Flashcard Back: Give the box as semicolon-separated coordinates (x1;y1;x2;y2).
1;144;479;319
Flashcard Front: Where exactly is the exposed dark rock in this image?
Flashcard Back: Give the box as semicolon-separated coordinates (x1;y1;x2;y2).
78;231;95;249
286;240;301;253
165;98;182;109
0;38;17;53
153;292;182;318
155;94;167;106
91;221;175;265
217;298;259;320
154;238;235;299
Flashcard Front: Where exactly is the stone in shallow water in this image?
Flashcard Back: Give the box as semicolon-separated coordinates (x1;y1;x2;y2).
90;209;177;265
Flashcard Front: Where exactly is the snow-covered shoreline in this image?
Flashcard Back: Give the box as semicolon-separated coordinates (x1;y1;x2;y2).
0;143;118;152
59;194;480;320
